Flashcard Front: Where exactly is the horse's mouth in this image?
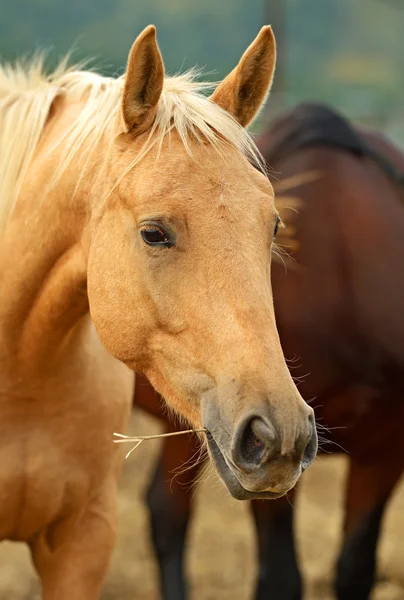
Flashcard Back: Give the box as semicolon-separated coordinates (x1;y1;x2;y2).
205;431;286;501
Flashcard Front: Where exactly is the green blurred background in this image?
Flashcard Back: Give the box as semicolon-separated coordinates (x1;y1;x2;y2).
1;0;403;142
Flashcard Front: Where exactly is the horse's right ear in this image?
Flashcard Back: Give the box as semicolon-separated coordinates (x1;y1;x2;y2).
122;25;164;133
210;26;276;127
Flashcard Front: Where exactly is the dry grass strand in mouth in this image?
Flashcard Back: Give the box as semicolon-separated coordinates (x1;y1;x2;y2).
113;429;207;459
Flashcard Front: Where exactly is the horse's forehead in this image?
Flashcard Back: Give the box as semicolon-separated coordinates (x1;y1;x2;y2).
137;147;270;200
134;172;271;222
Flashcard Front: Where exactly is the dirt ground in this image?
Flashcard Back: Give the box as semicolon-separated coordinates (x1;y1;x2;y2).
0;409;403;600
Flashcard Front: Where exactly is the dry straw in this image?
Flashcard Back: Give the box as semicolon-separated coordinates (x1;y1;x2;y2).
113;429;207;459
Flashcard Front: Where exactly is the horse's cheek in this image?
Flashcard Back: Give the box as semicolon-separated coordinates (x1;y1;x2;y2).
86;217;153;366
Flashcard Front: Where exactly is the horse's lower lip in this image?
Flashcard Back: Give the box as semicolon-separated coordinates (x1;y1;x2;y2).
205;431;285;501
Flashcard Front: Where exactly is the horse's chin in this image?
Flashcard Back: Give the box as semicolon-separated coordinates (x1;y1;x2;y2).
205;431;287;501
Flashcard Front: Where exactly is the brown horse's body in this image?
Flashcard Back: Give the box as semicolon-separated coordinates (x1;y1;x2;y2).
134;104;404;600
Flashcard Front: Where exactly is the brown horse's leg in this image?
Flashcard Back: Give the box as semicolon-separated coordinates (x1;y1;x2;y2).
146;431;204;600
251;487;302;600
335;452;403;600
30;481;117;600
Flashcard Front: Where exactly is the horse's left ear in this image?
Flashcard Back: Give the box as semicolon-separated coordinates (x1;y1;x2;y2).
210;26;276;127
122;25;165;132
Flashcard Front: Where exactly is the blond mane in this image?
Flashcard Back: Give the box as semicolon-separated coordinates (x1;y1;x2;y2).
0;56;265;234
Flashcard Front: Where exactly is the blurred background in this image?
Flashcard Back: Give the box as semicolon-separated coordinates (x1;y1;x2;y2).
1;0;404;143
1;1;404;599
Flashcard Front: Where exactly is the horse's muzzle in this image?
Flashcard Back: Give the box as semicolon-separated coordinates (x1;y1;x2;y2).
204;404;317;500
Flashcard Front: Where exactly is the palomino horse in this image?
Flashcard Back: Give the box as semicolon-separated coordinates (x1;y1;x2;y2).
0;25;317;599
134;104;404;600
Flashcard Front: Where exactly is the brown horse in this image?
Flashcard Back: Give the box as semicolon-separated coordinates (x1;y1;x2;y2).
0;26;317;599
134;103;404;600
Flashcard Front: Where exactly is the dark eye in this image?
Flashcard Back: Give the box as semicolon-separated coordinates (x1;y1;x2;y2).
140;225;172;247
274;216;281;238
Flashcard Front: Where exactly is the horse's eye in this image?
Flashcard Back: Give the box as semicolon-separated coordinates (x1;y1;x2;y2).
140;225;171;247
274;216;281;238
140;225;170;246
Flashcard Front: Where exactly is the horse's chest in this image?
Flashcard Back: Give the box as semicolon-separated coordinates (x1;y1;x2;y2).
0;385;130;541
0;323;133;541
0;435;85;539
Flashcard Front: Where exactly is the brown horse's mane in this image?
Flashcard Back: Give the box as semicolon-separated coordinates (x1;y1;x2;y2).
260;103;404;187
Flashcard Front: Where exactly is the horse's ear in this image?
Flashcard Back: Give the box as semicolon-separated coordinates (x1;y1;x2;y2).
210;26;276;127
122;25;164;132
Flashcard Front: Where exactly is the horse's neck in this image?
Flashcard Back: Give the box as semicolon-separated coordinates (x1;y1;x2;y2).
0;168;90;375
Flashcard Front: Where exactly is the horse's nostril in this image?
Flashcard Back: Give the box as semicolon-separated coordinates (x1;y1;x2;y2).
233;411;317;474
238;417;277;467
